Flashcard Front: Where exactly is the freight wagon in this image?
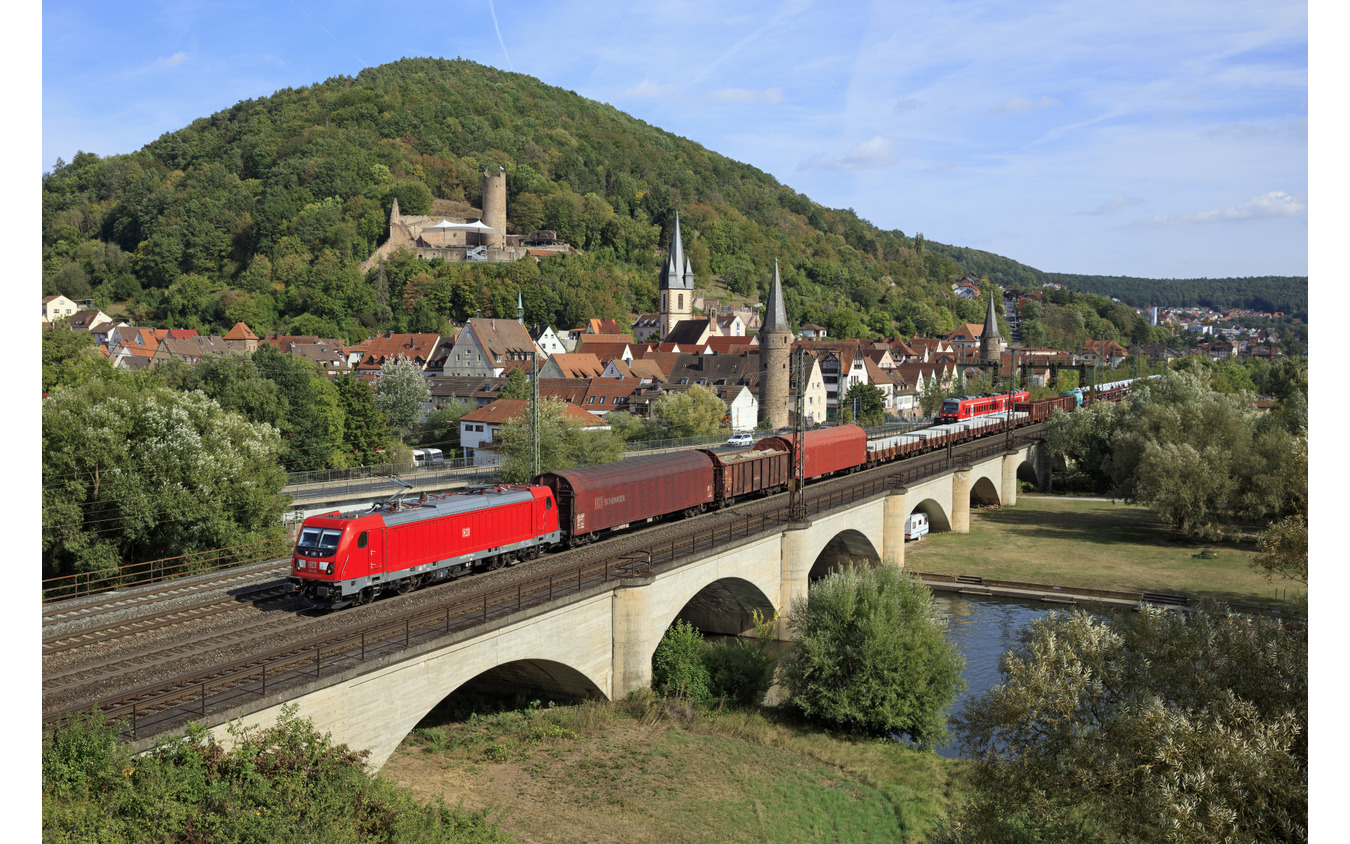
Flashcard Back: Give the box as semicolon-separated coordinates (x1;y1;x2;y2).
535;450;716;546
754;426;868;481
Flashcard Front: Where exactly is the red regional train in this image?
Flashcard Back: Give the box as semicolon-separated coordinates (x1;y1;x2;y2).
939;390;1031;423
288;384;1147;609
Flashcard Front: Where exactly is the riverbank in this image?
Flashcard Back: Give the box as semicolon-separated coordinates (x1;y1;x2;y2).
904;494;1304;610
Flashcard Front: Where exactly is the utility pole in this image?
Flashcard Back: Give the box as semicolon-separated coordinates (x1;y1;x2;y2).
530;350;540;478
791;345;807;522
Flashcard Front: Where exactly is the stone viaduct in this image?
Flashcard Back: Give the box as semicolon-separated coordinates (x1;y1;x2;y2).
189;443;1049;770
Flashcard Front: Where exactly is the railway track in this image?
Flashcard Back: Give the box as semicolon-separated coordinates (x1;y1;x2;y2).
42;427;1045;739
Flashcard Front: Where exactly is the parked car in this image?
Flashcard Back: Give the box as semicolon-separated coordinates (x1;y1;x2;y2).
726;432;754;447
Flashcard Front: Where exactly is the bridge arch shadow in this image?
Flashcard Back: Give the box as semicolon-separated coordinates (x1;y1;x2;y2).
413;659;606;727
1016;458;1039;488
808;529;881;581
970;475;1001;506
673;576;777;637
911;498;952;533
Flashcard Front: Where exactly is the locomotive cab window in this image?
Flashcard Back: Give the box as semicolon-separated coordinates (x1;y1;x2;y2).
357;531;367;549
297;527;343;556
546;498;553;510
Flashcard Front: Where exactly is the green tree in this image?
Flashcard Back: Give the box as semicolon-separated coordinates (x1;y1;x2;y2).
418;398;476;450
334;373;393;465
43;707;512;843
652;385;729;438
42;380;289;580
943;604;1307;843
500;367;530;399
43;328;115;394
252;344;350;470
495;396;624;482
841;382;886;427
374;356;431;438
779;564;964;746
651;619;712;702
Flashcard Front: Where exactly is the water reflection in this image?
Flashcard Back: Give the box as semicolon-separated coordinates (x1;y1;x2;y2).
929;592;1097;758
705;592;1110;759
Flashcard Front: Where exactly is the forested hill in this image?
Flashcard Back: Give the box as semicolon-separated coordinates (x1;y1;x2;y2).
44;56;1283;347
1045;273;1307;316
40;57;1019;340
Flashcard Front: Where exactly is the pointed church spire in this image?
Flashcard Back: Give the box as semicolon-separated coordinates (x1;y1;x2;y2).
666;213;686;287
763;259;790;334
517;290;524;324
981;287;1002;363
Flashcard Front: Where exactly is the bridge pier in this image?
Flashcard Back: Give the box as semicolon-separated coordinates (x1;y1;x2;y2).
777;526;812;641
1001;452;1020;506
612;583;657;698
951;469;971;533
883;491;908;568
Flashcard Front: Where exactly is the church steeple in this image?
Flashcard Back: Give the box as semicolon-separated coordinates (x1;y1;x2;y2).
980;288;1002;364
658;212;695;338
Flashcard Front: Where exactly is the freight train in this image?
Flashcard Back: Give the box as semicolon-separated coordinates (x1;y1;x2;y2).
287;378;1153;608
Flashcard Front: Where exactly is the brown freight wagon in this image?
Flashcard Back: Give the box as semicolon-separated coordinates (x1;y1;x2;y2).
754;425;868;481
699;447;792;504
1014;395;1075;423
535;451;715;543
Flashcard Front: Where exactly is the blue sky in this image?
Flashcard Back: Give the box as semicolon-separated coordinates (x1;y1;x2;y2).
40;0;1312;279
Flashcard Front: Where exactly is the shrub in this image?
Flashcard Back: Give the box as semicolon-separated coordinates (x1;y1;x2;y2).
779;564;964;747
704;610;779;706
651;619;712;702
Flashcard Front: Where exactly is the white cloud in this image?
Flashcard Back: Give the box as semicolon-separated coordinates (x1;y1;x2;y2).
158;52;189;69
797;136;896;170
709;87;784;104
1146;191;1306;225
991;95;1061;115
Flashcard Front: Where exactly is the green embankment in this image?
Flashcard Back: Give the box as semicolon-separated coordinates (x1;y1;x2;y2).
906;494;1304;609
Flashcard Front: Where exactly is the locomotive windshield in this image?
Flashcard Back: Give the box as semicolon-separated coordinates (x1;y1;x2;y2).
296;527;343;557
941;398;962;414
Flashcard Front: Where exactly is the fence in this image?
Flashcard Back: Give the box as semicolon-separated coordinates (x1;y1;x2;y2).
41;536;294;603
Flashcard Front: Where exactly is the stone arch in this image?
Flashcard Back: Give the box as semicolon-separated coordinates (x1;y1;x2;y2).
910;497;952;533
429;658;606;707
970;475;1001;506
1016;458;1039;488
668;576;778;637
807;528;881;581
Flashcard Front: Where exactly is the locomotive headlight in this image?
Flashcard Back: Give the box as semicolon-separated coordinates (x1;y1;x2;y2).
325;562;333;575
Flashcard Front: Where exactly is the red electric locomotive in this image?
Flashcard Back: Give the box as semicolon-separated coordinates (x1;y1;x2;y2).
288;484;561;608
939;390;1030;423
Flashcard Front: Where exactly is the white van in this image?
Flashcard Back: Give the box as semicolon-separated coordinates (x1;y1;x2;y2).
412;447;445;469
905;513;929;541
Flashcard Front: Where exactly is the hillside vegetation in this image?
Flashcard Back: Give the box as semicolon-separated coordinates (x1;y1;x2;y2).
42;57;1306;346
43;57;983;342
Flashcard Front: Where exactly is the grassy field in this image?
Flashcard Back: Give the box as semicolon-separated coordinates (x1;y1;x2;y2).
380;696;963;844
905;494;1306;609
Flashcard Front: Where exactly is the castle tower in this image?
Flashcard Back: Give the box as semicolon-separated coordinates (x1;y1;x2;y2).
980;288;1002;366
759;260;792;429
482;167;507;249
658;212;696;339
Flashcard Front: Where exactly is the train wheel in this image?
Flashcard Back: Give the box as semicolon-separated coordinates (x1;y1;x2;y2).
488;555;505;571
355;587;373;606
